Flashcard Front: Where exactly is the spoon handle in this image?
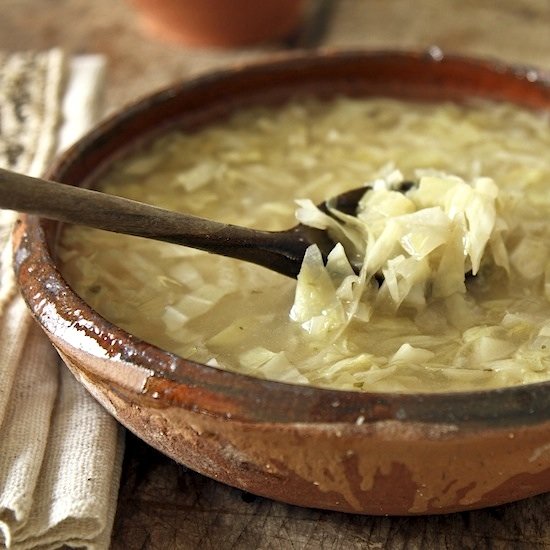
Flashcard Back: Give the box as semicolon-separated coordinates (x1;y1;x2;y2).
0;168;307;277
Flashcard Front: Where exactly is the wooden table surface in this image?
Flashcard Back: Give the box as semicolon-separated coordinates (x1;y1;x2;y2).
2;1;550;548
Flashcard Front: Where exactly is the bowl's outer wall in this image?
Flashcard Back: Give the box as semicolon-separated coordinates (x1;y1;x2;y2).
13;51;550;514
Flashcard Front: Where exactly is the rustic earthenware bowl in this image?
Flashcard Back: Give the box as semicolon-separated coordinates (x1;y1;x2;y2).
13;51;550;515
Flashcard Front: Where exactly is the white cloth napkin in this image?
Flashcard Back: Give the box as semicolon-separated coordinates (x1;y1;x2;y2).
0;49;124;550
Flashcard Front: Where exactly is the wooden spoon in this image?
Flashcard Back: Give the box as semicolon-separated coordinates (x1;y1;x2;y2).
0;167;377;278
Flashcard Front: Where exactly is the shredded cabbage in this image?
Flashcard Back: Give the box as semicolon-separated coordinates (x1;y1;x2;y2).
58;96;550;393
291;171;507;335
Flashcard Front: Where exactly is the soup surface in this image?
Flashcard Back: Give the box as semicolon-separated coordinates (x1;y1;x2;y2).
59;96;550;392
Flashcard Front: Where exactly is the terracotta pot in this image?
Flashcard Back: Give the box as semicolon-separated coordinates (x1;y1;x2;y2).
13;51;550;515
126;0;307;47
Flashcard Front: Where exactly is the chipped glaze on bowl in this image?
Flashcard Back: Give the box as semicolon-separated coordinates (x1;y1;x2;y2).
13;51;550;515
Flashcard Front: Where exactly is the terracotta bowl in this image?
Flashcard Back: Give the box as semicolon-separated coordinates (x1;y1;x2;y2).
126;0;307;47
13;51;550;515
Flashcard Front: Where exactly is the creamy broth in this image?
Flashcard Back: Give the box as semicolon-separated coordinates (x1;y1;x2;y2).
59;97;550;392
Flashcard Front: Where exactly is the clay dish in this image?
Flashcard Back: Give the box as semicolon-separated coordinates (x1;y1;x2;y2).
13;51;550;515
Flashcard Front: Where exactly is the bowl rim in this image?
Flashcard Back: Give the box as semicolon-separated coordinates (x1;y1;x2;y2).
15;48;550;429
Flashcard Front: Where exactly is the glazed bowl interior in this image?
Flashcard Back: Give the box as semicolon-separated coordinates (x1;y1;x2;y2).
14;50;550;515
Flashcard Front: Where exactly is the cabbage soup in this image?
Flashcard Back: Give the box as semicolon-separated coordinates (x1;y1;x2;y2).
59;96;550;392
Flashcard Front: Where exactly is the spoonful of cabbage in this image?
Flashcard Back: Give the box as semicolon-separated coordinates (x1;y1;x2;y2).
0;167;407;278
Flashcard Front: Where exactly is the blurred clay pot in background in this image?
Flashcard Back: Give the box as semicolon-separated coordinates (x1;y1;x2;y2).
126;0;307;47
